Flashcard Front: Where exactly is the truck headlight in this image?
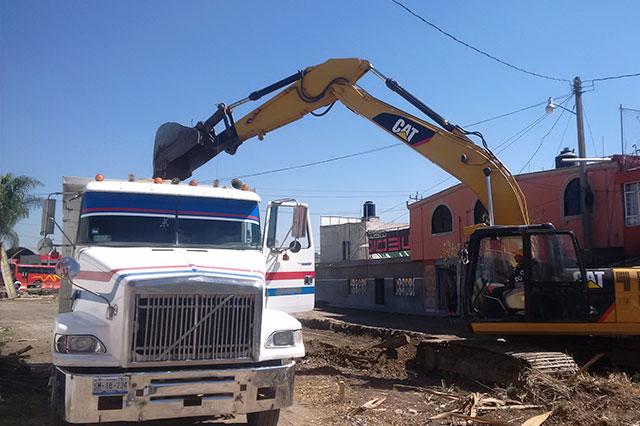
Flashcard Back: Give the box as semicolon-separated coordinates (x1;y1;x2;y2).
265;330;303;348
55;334;106;354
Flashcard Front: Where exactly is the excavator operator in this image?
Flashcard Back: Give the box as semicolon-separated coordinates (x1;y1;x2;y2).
508;249;525;290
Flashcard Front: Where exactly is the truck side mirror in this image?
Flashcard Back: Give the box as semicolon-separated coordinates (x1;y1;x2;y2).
289;240;302;253
41;199;56;237
292;205;308;239
55;256;80;279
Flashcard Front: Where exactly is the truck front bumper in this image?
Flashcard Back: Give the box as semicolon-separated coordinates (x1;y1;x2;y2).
56;361;295;423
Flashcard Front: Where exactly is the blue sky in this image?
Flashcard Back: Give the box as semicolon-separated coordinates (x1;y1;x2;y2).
2;0;639;250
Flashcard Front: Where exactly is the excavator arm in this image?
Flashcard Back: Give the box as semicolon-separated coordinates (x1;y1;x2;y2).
153;58;529;225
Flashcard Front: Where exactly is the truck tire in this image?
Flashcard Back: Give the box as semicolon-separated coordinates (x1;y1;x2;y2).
246;409;280;426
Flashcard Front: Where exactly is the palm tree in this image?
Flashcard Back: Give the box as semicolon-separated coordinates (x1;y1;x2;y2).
0;174;42;247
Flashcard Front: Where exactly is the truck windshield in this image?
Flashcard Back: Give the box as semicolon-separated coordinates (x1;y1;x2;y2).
77;191;260;249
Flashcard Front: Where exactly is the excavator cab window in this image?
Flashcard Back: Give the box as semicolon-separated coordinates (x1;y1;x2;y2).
526;232;588;322
467;228;589;323
471;235;524;320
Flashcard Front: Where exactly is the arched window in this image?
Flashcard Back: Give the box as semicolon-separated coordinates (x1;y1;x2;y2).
432;205;453;234
564;178;581;216
474;200;489;225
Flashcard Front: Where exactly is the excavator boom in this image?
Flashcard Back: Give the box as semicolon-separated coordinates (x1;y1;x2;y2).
153;58;529;225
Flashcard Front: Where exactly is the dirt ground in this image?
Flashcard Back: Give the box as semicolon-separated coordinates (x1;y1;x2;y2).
1;298;640;426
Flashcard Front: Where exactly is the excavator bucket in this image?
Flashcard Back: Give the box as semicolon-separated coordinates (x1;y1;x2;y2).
153;104;241;180
153;122;217;180
153;122;209;180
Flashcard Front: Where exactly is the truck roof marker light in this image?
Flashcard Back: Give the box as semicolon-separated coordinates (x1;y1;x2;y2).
231;178;243;190
189;179;198;186
153;177;163;184
213;179;220;188
95;174;105;182
171;178;180;185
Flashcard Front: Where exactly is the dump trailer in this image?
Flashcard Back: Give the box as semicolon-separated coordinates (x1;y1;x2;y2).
45;175;315;425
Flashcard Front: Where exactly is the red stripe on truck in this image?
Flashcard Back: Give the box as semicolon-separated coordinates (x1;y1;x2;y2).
266;271;315;281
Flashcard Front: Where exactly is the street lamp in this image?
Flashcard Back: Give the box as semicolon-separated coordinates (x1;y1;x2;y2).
545;97;575;115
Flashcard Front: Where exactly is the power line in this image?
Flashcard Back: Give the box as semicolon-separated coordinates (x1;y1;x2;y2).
555;104;574;153
495;114;548;154
257;186;420;194
388;0;570;83
379;176;453;214
389;0;640;85
492;94;572;154
463;92;572;128
209;144;402;181
588;72;640;83
258;192;409;199
518;97;570;173
464;100;550;128
582;106;600;157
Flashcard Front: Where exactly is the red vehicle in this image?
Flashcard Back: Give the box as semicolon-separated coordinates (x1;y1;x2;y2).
12;262;61;292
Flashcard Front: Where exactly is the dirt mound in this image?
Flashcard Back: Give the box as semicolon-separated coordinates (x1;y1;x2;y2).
304;336;414;380
299;316;431;341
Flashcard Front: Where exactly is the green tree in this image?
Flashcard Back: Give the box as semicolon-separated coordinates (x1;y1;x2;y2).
0;174;43;247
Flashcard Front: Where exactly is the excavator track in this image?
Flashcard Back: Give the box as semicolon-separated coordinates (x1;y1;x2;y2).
506;350;578;375
415;338;578;386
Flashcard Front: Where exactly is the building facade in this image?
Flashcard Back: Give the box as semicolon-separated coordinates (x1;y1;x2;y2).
409;154;640;265
315;205;450;314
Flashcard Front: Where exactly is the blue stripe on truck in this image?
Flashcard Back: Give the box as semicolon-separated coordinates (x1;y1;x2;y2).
267;286;315;297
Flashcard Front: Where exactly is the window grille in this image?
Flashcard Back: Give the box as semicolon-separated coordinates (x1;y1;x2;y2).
348;278;367;295
624;182;640;226
394;277;416;296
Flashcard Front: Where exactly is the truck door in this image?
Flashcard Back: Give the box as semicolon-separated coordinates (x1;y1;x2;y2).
263;200;315;313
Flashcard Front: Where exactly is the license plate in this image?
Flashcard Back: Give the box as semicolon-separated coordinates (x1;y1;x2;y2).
92;376;129;396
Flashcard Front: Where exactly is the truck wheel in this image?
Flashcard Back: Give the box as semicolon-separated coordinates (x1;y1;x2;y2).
247;409;280;426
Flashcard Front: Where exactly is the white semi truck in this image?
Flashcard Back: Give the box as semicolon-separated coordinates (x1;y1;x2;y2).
44;175;315;425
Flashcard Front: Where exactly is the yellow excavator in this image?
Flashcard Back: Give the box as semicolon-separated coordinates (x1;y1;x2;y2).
153;58;640;337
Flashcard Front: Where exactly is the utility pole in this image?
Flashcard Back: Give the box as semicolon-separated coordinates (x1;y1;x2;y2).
574;77;592;263
620;104;624;155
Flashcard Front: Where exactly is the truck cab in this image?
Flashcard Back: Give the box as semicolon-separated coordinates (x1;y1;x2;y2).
46;176;314;425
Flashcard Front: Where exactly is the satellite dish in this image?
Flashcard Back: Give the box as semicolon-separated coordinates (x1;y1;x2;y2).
37;237;54;254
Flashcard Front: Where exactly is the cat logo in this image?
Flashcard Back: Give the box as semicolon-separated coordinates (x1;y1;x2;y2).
371;112;436;147
391;118;419;143
572;270;606;289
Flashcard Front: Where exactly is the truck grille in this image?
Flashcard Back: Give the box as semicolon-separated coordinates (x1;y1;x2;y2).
131;294;256;362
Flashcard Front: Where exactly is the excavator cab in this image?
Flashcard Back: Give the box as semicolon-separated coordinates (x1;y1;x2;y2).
464;224;592;334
